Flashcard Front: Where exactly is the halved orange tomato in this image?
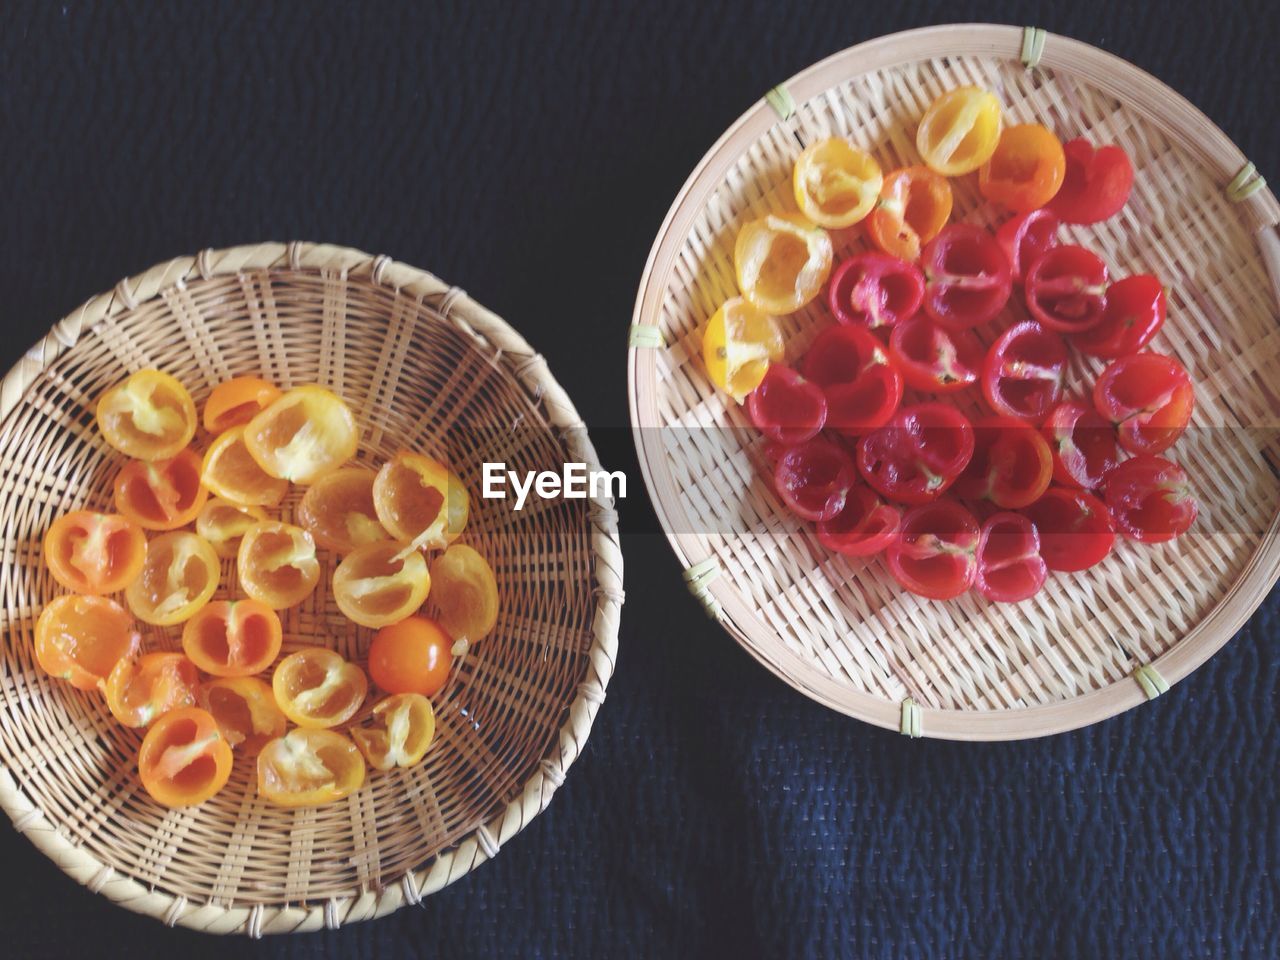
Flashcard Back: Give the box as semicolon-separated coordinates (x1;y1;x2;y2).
201;426;288;507
97;370;198;461
916;85;1003;176
372;451;469;551
864;166;953;262
203;376;281;434
351;693;435;772
236;522;321;609
201;677;287;752
125;531;220;626
104;652;200;727
137;706;232;807
114;447;208;531
429;544;498;646
331;541;431;628
43;510;146;594
257;728;365;807
182;599;283;677
34;594;141;691
271;648;368;728
195;498;268;559
244;385;358;484
979;123;1067;212
297;467;388;553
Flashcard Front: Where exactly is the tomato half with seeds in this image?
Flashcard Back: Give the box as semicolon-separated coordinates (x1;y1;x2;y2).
865;166;953;262
35;594;141;691
297;466;389;554
201;676;287;752
203;376;281;434
182;599;283;677
373;451;470;551
195;498;268;559
138;707;233;807
921;224;1013;329
351;693;436;772
244;385;359;484
978;123;1066;212
257;729;365;807
114;447;208;531
702;297;786;402
126;531;220;626
915;86;1002;176
97;369;197;461
1104;455;1197;543
952;416;1053;509
1093;353;1194;455
272;648;369;729
792;137;883;229
43;510;146;594
800;325;902;436
826;252;924;329
974;513;1047;603
368;615;454;697
773;438;857;521
856;403;974;505
1072;275;1166;359
816;485;900;557
237;521;321;609
996;209;1060;284
1024;246;1109;333
1022;487;1116;572
1047;138;1134;225
201;426;289;507
332;541;432;629
982;322;1067;424
429;544;500;645
734;213;834;315
104;652;200;728
1041;401;1119;489
885;499;980;600
888;317;984;394
745;365;827;444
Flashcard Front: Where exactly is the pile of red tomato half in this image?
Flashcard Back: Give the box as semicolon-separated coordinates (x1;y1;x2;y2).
702;85;1198;603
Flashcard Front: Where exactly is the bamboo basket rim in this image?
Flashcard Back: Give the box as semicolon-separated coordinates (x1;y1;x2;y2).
0;241;624;935
628;23;1280;740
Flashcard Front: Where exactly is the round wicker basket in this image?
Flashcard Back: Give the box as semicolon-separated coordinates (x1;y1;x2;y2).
628;24;1280;740
0;242;623;934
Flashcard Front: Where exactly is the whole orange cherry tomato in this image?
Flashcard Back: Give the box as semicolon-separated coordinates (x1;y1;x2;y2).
331;542;431;628
257;729;365;807
351;693;435;771
243;385;358;484
864;167;953;262
137;706;232;807
368;615;453;696
915;86;1003;176
429;544;499;646
183;599;283;677
195;498;268;559
979;123;1067;212
35;594;141;690
97;370;197;461
372;451;469;551
125;531;220;626
200;677;287;752
792;138;883;229
43;510;146;594
114;447;209;531
203;376;281;434
104;652;200;727
237;521;321;609
733;213;833;315
297;467;388;553
271;648;368;728
201;426;288;507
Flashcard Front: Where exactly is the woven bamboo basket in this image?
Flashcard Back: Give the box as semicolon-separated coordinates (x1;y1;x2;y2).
0;242;623;934
628;24;1280;740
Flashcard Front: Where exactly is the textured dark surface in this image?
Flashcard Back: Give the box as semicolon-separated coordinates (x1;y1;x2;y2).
2;1;1279;957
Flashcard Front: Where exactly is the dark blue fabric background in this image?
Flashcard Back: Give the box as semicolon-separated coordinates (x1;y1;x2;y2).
1;1;1277;957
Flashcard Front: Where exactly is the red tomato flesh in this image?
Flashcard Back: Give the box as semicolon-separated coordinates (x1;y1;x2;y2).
996;209;1060;284
826;252;925;329
1093;353;1194;455
1041;401;1119;489
1022;487;1116;571
975;512;1047;603
888;317;984;393
920;224;1012;330
856;403;974;505
816;485;900;557
1072;275;1166;359
774;439;857;522
886;499;980;600
1024;245;1109;333
801;326;903;436
1047;138;1134;225
982;321;1067;424
745;365;827;445
1103;455;1197;543
952;416;1053;509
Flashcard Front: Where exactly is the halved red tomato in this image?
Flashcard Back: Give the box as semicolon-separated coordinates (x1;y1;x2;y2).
1072;275;1166;359
856;403;974;505
1041;401;1119;489
773;439;857;522
800;325;903;436
885;499;980;600
826;252;924;329
1104;455;1197;543
1047;138;1134;225
974;513;1047;603
1023;487;1116;572
1024;246;1109;333
982;322;1067;424
1093;353;1194;455
952;416;1053;509
920;224;1012;330
888;317;984;394
816;485;900;557
744;365;827;444
996;209;1060;285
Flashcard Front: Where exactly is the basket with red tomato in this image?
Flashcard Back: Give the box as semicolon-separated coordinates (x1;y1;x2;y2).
703;84;1196;603
34;370;499;808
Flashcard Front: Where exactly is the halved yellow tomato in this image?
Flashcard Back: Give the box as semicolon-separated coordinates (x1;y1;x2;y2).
35;594;141;691
429;544;498;646
331;541;431;628
916;85;1003;176
297;467;388;553
201;677;287;752
43;510;146;595
244;385;358;484
97;370;197;461
104;652;200;727
271;648;368;729
114;447;208;531
793;138;883;228
734;213;833;315
125;532;220;626
372;451;469;551
701;298;785;402
201;426;288;507
236;522;321;609
351;693;435;772
195;498;268;559
257;728;365;807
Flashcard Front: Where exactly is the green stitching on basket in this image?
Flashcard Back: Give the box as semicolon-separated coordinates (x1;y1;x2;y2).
628;324;665;348
1133;664;1170;700
765;84;795;121
1227;162;1267;202
1021;27;1047;69
900;698;923;738
683;558;723;620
